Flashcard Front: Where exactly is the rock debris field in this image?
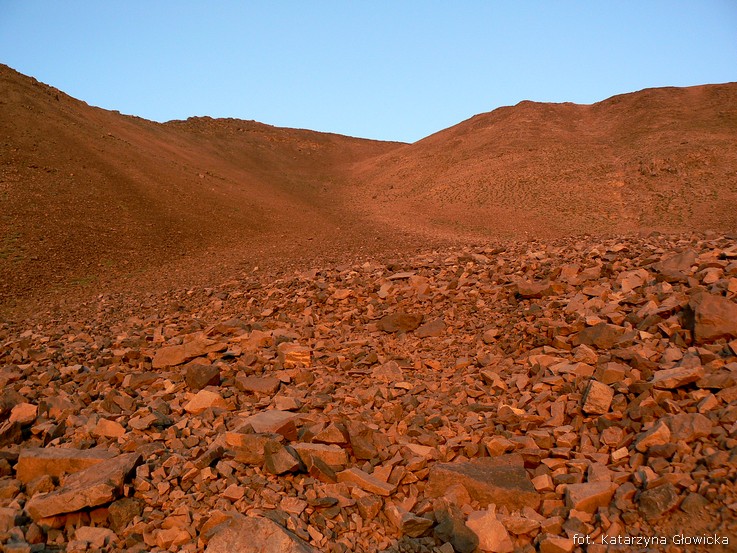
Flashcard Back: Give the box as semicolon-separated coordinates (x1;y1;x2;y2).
1;233;737;553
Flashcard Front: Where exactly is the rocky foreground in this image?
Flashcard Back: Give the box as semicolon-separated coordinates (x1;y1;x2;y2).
1;233;737;553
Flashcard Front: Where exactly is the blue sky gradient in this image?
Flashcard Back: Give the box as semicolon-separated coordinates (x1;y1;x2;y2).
1;1;735;142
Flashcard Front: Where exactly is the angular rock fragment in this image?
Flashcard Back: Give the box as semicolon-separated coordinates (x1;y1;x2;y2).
336;467;396;496
17;447;116;484
378;311;423;333
565;481;617;513
426;454;540;510
235;375;281;395
434;503;480;553
634;420;672;452
466;507;514;553
264;441;302;475
152;335;221;368
185;363;220;390
689;292;737;343
25;452;141;520
573;323;624;349
581;380;614;415
651;365;704;389
638;483;680;520
184;389;228;414
664;413;712;441
291;442;348;469
385;504;433;538
205;513;315;552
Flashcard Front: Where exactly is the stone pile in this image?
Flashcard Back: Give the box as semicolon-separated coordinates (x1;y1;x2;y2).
0;233;736;552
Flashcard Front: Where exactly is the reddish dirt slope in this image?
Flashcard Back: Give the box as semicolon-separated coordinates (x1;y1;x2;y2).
354;84;737;239
0;64;404;310
2;64;736;314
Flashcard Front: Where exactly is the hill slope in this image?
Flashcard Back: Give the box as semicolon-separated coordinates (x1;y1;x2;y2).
0;64;403;308
2;64;736;312
354;84;737;238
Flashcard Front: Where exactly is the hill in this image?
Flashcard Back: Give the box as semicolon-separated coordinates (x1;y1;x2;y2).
354;84;737;239
2;64;736;314
0;64;404;311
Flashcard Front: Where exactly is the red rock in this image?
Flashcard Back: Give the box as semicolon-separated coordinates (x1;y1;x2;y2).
17;448;116;484
690;292;737;343
234;375;281;395
336;467;396;496
651;365;704;389
205;513;315;552
377;311;423;333
426;454;540;510
152;334;221;368
25;453;141;520
573;323;624;349
581;380;614;415
565;481;616;513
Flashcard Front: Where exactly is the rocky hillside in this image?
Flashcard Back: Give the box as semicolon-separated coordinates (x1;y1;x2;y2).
354;84;737;239
1;233;736;552
2;64;737;314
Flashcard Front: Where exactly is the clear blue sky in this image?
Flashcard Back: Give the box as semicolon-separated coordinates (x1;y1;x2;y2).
1;1;735;143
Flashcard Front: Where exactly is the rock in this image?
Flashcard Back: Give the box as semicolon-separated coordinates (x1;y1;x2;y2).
184;389;228;414
235;375;281;395
385;504;434;538
574;323;625;350
238;410;299;437
356;495;383;520
434;503;480;553
371;360;404;383
634;420;672;452
25;452;141;520
664;413;712;441
16;447;116;484
651;365;704;389
426;454;540;510
516;281;552;299
264;442;302;475
0;506;16;532
416;318;446;338
277;343;311;368
291;443;348;469
9;402;37;425
92;418;126;438
336;467;396;496
108;497;144;532
185;363;221;390
378;311;423;333
205;513;315;552
539;535;575;553
226;432;283;464
565;481;617;513
654;250;697;282
638;483;680;520
689;292;737;343
581;380;614;415
466;507;514;553
152;334;220;368
75;526;117;548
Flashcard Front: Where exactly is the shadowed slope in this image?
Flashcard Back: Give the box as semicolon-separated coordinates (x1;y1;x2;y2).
0;64;402;307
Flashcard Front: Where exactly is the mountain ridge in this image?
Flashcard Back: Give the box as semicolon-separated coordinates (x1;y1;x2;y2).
2;63;736;312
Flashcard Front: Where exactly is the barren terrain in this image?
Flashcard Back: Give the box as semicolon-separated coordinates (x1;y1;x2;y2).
1;65;737;553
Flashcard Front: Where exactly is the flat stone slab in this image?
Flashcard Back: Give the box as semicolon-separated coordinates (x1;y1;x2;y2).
17;447;117;484
205;513;315;553
25;452;141;520
426;454;540;510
